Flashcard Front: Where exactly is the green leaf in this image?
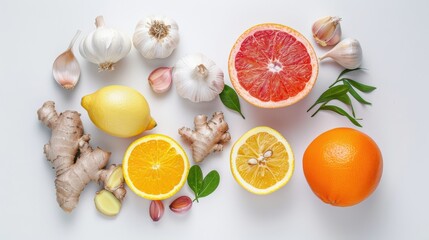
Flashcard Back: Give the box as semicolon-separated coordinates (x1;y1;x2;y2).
330;68;365;87
307;85;349;112
320;105;363;127
187;165;203;202
219;84;245;119
343;79;376;93
337;68;362;80
198;170;220;198
336;93;356;117
344;82;372;105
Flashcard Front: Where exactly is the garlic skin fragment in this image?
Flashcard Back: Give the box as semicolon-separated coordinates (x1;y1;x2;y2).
173;53;225;102
319;38;363;69
148;67;172;93
52;30;81;90
133;16;179;59
80;16;132;71
312;16;342;47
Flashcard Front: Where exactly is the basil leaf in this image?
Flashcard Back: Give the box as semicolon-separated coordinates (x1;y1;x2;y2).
198;170;220;198
320;105;363;127
343;79;376;93
220;84;245;119
307;85;349;112
187;165;203;201
337;68;362;80
336;94;355;117
344;82;372;105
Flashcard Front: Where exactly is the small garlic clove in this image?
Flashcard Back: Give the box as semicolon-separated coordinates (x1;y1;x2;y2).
319;38;363;69
169;196;192;214
149;200;164;222
148;67;172;93
312;16;342;47
52;30;81;90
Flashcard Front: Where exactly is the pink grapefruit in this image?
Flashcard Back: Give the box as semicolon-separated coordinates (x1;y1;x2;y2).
228;23;319;108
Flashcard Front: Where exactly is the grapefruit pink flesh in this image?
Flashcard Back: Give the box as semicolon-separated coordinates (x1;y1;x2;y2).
229;24;318;108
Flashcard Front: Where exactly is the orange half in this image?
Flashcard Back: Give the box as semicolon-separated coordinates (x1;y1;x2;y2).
123;134;190;200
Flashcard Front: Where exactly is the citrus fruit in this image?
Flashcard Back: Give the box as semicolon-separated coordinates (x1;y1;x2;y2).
303;128;383;207
228;23;319;108
81;85;156;138
230;126;294;194
122;134;190;200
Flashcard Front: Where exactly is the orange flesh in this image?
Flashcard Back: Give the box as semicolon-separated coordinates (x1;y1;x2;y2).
235;30;313;102
127;140;185;195
236;132;289;189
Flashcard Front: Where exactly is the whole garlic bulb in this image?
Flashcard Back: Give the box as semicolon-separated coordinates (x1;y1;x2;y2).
319;38;363;69
133;16;179;59
173;53;224;102
80;16;131;71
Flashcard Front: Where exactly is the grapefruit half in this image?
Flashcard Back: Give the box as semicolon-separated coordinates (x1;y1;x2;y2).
228;23;319;108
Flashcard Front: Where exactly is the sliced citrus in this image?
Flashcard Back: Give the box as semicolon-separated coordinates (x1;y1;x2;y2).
230;126;294;194
228;23;319;108
122;134;190;200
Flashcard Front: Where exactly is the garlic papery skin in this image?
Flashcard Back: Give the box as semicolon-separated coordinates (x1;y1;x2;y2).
173;53;224;102
148;67;172;93
312;16;342;47
80;16;131;71
133;16;179;59
52;30;81;90
319;38;363;69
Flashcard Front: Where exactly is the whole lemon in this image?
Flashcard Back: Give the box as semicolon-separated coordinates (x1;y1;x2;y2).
81;85;156;138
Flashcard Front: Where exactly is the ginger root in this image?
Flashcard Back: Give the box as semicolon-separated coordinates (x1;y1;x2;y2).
37;101;126;215
179;112;231;162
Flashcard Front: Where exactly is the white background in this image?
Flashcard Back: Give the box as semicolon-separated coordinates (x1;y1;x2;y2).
1;0;427;239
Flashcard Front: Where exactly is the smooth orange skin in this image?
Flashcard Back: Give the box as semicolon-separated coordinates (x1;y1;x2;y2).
303;128;383;207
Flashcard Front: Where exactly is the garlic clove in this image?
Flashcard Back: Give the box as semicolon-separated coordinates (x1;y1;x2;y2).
173;53;225;102
319;38;363;69
312;16;342;47
148;67;172;93
149;200;164;222
169;196;192;214
52;30;81;90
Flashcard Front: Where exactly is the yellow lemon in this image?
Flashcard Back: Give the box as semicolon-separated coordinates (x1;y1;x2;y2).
81;85;156;138
230;126;294;194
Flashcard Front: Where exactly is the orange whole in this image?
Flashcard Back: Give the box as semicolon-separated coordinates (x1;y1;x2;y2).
303;128;383;207
228;23;319;108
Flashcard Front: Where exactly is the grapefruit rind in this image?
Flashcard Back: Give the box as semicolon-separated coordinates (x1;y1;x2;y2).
122;134;190;200
228;23;319;108
230;126;295;194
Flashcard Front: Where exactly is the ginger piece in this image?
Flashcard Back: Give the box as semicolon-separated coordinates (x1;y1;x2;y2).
37;101;126;215
94;190;122;216
179;112;231;162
